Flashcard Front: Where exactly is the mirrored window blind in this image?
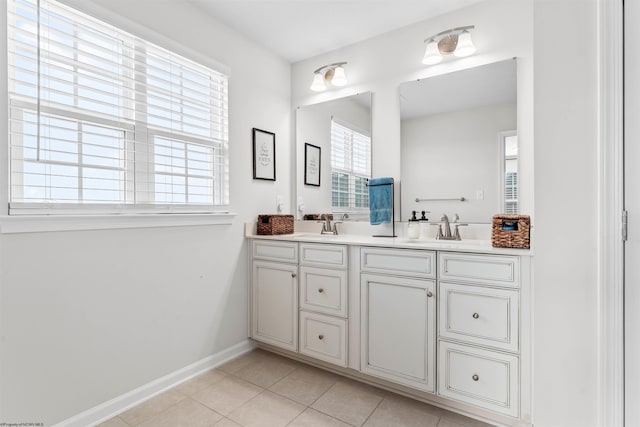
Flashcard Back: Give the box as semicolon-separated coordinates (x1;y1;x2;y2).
7;0;229;214
503;133;518;214
330;119;371;211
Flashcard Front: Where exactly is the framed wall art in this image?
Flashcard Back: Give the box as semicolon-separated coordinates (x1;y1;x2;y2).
252;128;276;181
304;143;321;186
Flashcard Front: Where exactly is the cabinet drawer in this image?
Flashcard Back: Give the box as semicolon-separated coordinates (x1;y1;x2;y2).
300;243;348;269
438;341;519;417
300;266;347;317
361;247;436;278
439;282;519;352
299;311;347;367
439;253;519;288
252;240;298;263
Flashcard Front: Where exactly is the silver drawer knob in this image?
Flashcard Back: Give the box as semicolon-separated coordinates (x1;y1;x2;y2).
472;374;479;381
318;334;324;340
472;312;479;319
291;273;297;278
318;288;324;293
426;291;433;298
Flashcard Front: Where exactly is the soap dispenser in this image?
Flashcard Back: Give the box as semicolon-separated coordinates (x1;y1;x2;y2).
419;210;430;240
407;211;420;239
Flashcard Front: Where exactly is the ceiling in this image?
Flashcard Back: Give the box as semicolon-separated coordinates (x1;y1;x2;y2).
187;0;484;63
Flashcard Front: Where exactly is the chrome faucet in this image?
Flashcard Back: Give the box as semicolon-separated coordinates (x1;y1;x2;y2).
434;213;467;241
319;214;342;235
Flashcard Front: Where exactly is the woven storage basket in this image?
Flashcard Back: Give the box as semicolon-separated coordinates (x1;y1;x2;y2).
491;214;531;249
257;214;294;235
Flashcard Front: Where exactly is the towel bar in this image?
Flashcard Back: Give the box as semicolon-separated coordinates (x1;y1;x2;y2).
415;197;466;202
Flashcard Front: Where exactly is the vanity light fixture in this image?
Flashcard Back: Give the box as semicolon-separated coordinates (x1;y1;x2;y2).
422;25;476;65
310;62;348;92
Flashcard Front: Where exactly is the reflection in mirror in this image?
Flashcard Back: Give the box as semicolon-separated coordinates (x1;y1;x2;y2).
296;92;372;220
400;59;517;223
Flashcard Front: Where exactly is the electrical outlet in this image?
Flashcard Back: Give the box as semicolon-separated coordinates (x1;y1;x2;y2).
276;195;283;213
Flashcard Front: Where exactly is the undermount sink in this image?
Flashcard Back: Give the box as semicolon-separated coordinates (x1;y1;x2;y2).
290;233;339;239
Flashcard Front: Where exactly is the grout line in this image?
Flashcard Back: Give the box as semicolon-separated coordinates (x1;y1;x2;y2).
359;394;385;427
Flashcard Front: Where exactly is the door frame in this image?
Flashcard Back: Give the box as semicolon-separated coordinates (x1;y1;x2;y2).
599;0;624;426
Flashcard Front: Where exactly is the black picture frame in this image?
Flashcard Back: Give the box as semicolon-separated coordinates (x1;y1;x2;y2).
252;128;276;181
304;143;321;186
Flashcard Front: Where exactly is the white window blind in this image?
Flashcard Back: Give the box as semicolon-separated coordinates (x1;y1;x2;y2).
502;133;518;214
330;119;371;211
7;0;229;214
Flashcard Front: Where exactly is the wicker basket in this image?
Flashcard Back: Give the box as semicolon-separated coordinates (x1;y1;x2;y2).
491;214;531;249
257;214;294;235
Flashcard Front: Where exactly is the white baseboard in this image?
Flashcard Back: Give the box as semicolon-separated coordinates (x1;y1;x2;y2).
53;339;256;427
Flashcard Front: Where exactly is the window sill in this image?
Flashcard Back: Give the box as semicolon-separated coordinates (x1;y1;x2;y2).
0;212;236;234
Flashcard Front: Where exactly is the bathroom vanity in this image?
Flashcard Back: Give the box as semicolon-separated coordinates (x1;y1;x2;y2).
247;229;532;427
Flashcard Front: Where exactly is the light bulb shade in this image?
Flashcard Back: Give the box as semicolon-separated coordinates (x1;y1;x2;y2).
310;72;326;91
331;66;347;86
422;39;442;65
454;30;476;57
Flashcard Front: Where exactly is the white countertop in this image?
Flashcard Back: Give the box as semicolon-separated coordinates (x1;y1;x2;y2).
246;229;533;256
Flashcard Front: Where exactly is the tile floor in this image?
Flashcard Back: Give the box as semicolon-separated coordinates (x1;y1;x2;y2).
98;349;493;427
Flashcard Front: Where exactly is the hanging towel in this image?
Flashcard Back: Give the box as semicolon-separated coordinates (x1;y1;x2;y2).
368;177;394;225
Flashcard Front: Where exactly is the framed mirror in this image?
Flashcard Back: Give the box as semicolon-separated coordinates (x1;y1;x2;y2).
296;92;372;220
400;59;517;223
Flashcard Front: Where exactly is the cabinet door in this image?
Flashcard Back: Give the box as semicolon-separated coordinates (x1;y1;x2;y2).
252;260;298;352
360;273;436;392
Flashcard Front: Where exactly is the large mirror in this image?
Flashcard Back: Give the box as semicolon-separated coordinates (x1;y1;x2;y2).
296;92;372;219
400;59;517;223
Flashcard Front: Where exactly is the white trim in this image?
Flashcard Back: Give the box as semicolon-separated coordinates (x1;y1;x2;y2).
0;212;236;233
52;339;256;427
598;0;625;426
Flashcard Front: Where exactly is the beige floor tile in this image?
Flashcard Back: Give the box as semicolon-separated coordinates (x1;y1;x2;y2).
218;349;270;374
96;416;129;427
137;398;223;427
289;408;353;427
174;369;228;396
269;365;338;405
119;389;185;426
213;418;242;427
438;411;494;427
227;390;305;427
232;352;299;388
363;394;441;427
311;380;385;426
192;375;263;416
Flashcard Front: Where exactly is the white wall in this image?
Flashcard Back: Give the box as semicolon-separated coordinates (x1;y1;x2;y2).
401;103;516;222
533;0;598;425
0;0;291;424
296;96;370;217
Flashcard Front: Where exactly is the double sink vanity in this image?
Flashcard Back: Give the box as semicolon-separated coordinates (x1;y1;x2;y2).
246;227;532;427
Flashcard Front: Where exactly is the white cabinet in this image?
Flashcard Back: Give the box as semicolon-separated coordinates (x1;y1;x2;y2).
439;341;519;417
299;311;348;366
251;259;298;352
360;247;437;393
299;243;349;367
437;252;521;418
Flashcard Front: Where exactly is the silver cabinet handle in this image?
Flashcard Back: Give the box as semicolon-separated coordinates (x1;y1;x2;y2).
472;312;479;319
318;288;324;293
427;291;433;298
472;374;479;381
318;334;324;340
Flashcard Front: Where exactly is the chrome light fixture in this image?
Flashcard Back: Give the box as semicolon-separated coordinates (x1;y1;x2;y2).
422;26;476;65
310;62;348;92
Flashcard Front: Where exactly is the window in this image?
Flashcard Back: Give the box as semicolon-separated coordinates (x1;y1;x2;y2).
501;131;518;214
7;0;228;215
330;119;371;213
